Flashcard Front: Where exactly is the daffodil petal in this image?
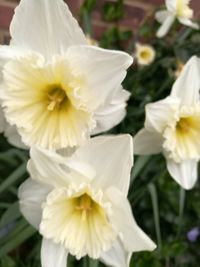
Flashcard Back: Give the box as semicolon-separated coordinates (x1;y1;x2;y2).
106;187;157;252
155;10;171;23
93;88;130;135
10;0;86;59
0;45;25;80
171;56;200;105
41;238;68;267
4;125;27;149
145;96;180;133
179;18;199;29
100;239;131;267
133;128;163;155
166;158;198;190
156;14;175;38
18;178;51;229
28;148;75;188
66;45;133;110
166;0;176;12
69;135;133;195
28;147;94;188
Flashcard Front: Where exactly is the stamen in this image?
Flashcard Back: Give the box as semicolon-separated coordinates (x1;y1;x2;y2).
176;117;191;134
47;85;67;111
76;194;93;221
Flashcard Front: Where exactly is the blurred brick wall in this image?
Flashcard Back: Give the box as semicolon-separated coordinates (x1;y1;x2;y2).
0;0;199;43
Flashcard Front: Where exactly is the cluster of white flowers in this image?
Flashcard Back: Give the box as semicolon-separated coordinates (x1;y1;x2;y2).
0;0;199;266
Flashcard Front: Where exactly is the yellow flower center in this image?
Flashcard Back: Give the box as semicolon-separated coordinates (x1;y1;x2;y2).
139;50;150;60
2;54;95;149
176;117;191;135
136;45;155;66
75;193;96;220
163;108;200;162
176;0;193;19
47;85;68;111
40;188;115;259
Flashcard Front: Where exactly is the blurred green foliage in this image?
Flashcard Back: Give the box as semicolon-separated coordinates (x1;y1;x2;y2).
1;0;200;266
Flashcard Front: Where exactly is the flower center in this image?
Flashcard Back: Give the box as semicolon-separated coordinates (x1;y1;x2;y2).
2;53;94;149
176;117;191;135
47;85;68;111
140;50;150;60
40;189;115;259
176;0;193;18
75;193;93;220
163;110;200;162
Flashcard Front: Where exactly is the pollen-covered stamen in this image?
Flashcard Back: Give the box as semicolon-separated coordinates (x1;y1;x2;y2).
47;85;68;111
176;117;191;135
76;193;93;221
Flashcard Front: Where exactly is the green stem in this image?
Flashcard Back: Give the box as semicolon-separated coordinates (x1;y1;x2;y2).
177;187;186;238
148;183;162;251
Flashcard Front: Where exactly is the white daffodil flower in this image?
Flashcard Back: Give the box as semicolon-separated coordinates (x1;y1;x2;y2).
135;43;156;66
0;0;133;150
19;135;156;267
134;56;200;190
155;0;199;38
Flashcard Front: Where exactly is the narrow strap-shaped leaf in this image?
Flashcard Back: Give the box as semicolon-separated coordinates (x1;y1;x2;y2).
0;162;27;194
0;225;36;257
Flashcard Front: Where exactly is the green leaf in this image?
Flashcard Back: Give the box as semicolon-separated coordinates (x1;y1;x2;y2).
148;183;162;251
131;156;150;183
0;202;20;228
0;225;36;257
0;162;27;194
102;0;123;22
1;256;16;267
0;219;28;247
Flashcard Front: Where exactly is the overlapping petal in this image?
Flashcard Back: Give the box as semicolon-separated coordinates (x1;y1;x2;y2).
69;135;133;195
100;240;131;267
179;18;199;29
106;187;156;252
10;0;86;59
28;148;94;188
4;125;27;149
165;0;176;13
93;88;130;135
166;159;198;190
41;238;68;267
156;13;175;38
134;128;163;155
145;97;180;133
66;45;133;110
171;56;200;105
18;178;51;229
